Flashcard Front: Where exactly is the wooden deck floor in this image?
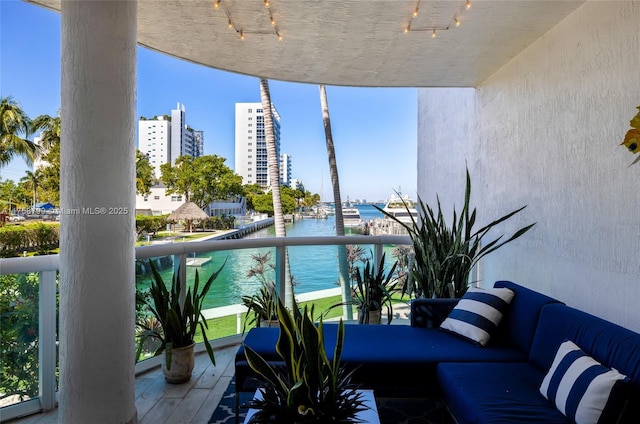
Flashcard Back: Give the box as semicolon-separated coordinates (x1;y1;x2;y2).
7;345;239;424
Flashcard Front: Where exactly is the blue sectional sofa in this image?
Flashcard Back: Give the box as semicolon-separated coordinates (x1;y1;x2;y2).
236;281;640;423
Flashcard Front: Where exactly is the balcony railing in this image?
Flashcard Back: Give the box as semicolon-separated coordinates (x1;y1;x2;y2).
0;234;410;421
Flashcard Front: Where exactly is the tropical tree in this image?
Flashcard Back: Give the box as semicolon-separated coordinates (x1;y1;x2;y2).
31;113;61;151
31;113;62;204
0;96;39;170
249;188;297;215
37;142;60;204
135;149;155;196
243;183;266;211
20;170;43;208
160;154;243;209
0;179;28;212
300;191;320;208
259;78;294;309
319;84;352;318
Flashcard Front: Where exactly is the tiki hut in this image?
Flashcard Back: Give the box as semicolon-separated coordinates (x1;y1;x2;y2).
167;202;208;232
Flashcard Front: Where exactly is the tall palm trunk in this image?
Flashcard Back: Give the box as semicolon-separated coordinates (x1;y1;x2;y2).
319;85;352;319
259;78;293;309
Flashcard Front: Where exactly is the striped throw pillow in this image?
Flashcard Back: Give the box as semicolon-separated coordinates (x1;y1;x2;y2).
439;287;514;346
540;340;629;424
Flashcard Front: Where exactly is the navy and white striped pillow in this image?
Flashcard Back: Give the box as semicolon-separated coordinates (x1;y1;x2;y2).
540;340;629;424
439;287;514;346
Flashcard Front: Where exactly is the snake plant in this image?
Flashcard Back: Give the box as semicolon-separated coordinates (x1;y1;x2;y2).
137;258;226;368
243;297;367;423
377;168;535;299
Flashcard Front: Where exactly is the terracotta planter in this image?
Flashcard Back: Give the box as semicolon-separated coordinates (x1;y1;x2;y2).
162;343;195;384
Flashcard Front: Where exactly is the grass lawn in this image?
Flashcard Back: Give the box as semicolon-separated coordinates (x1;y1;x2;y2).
193;294;411;342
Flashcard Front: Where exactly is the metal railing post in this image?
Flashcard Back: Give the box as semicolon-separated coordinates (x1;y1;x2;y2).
373;242;384;270
173;253;187;302
275;245;287;307
39;270;57;410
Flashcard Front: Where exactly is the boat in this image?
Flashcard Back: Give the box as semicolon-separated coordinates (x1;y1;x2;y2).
341;205;363;228
382;194;418;224
365;194;418;235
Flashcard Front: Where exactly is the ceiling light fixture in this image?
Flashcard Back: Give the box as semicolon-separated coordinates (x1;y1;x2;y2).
222;0;281;43
404;0;470;36
213;0;220;10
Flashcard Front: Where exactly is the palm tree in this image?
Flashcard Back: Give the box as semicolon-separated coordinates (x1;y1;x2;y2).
259;78;294;309
31;113;61;150
0;96;39;170
21;170;43;208
319;85;353;319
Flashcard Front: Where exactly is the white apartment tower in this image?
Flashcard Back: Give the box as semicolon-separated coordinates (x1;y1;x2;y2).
138;103;203;178
235;102;281;188
280;153;292;187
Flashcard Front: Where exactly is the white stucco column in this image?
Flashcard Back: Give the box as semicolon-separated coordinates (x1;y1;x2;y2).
59;1;137;423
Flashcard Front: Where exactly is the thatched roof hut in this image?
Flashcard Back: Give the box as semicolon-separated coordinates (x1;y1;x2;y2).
168;202;208;232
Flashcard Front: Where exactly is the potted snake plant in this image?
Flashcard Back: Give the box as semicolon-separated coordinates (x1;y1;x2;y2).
243;297;368;423
241;280;279;329
325;251;402;324
137;258;226;383
376;168;535;300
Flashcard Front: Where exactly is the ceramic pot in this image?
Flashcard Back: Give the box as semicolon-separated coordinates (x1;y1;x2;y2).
162;343;195;384
259;319;280;328
358;308;382;324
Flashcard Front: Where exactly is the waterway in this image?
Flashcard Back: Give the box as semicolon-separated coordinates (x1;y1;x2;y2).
136;204;397;309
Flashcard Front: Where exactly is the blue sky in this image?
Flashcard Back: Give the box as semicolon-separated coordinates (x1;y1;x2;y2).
1;0;417;203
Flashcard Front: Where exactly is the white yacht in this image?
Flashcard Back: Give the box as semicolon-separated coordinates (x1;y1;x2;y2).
382;194;418;226
341;205;363;228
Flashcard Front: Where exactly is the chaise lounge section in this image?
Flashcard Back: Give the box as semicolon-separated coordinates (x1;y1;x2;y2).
236;281;640;422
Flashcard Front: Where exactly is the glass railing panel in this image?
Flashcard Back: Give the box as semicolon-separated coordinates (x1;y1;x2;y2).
0;272;41;408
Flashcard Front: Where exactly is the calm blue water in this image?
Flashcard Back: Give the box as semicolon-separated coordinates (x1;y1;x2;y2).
137;204;387;309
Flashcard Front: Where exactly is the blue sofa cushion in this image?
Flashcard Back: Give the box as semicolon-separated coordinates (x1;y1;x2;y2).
440;287;514;346
493;281;563;353
529;304;640;392
410;298;459;328
540;340;629;424
237;323;527;394
438;362;571;423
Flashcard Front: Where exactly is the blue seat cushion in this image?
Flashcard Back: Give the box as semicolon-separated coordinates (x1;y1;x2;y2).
438;362;570;424
238;323;527;394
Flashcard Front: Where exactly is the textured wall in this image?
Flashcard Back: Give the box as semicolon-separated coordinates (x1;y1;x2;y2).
417;1;640;331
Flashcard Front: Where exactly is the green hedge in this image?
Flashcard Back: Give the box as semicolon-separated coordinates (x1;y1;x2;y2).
0;223;59;256
136;215;168;238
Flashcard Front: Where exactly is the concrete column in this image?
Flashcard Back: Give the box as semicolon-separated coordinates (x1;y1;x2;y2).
60;1;137;423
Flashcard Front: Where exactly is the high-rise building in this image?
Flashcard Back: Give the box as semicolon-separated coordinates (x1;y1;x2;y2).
280;153;292;187
138;103;202;178
235;102;281;188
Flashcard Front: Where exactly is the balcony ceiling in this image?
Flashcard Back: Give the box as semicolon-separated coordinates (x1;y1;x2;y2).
29;0;584;87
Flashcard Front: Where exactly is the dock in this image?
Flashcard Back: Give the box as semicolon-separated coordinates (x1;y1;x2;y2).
186;257;212;267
